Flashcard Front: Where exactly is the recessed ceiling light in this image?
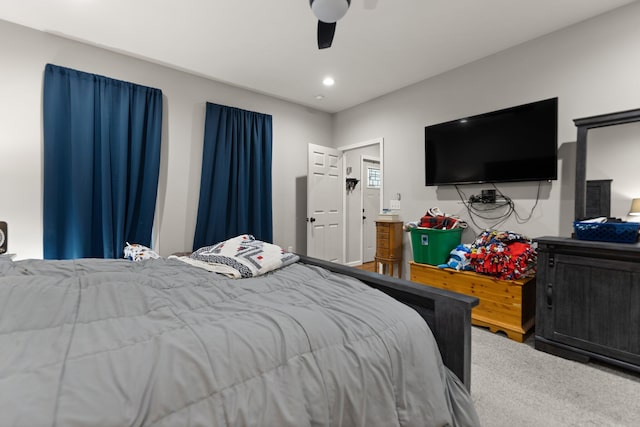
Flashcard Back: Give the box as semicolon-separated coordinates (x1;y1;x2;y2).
315;95;325;100
323;77;335;86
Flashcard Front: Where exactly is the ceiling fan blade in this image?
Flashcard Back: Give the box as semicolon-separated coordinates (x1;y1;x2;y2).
317;20;336;49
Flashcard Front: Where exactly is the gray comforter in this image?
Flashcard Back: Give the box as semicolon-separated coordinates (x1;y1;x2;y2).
0;257;479;427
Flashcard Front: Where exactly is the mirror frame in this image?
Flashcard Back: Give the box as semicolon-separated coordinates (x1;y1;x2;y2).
574;108;640;219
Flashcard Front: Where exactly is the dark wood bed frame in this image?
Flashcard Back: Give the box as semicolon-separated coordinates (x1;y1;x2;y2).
298;255;479;390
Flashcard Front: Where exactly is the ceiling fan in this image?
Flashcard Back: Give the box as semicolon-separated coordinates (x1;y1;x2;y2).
310;0;351;49
309;0;379;49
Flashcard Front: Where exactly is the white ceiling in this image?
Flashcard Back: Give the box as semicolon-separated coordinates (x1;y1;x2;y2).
1;0;637;113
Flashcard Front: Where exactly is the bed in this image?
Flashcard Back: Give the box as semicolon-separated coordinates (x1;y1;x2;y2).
0;252;479;426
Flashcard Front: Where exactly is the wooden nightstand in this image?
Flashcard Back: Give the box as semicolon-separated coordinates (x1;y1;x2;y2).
375;221;403;278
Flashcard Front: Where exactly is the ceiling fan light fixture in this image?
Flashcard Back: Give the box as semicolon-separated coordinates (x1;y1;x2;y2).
310;0;350;23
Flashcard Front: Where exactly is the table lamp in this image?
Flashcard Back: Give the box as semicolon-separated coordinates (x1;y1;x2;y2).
629;198;640;216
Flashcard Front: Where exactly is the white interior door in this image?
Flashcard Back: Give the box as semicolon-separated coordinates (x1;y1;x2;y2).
362;158;380;263
307;143;343;262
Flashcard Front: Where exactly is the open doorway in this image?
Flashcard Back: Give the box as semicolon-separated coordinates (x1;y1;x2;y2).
362;157;380;263
340;138;383;266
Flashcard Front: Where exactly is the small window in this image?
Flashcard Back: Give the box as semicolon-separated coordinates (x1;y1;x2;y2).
367;167;381;188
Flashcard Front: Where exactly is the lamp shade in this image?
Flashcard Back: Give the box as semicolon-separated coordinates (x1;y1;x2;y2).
311;0;350;23
629;198;640;215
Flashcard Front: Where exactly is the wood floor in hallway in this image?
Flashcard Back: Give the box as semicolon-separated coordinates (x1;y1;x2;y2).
354;261;376;272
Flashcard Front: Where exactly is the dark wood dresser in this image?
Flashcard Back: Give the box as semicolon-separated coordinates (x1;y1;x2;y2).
535;236;640;373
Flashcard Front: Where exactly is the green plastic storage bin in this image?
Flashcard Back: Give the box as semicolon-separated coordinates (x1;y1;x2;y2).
410;227;463;265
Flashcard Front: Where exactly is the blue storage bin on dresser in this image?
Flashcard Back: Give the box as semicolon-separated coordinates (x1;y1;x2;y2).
573;221;640;243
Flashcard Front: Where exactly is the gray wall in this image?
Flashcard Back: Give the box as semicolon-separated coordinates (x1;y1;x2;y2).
0;19;332;259
333;2;640;273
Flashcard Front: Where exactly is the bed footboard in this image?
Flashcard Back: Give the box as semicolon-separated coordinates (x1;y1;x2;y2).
297;255;479;390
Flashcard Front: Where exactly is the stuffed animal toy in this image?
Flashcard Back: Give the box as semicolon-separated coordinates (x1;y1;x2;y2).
124;242;160;261
437;244;472;271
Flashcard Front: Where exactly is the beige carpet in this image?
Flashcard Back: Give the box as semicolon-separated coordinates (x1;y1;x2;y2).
470;327;640;426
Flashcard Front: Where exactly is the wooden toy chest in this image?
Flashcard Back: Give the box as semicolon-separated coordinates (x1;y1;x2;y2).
410;261;536;342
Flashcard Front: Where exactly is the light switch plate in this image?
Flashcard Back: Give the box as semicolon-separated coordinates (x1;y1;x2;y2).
390;200;401;210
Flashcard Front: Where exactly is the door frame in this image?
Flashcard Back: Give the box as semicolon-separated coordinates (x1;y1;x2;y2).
361;155;381;264
338;137;384;266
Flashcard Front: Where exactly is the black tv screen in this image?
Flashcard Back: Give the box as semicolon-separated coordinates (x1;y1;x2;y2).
425;97;558;186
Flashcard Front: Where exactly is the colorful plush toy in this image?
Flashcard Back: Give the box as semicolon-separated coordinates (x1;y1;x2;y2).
437;244;472;271
124;242;160;261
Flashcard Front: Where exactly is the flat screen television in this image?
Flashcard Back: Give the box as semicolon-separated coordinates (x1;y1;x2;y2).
425;97;558;186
